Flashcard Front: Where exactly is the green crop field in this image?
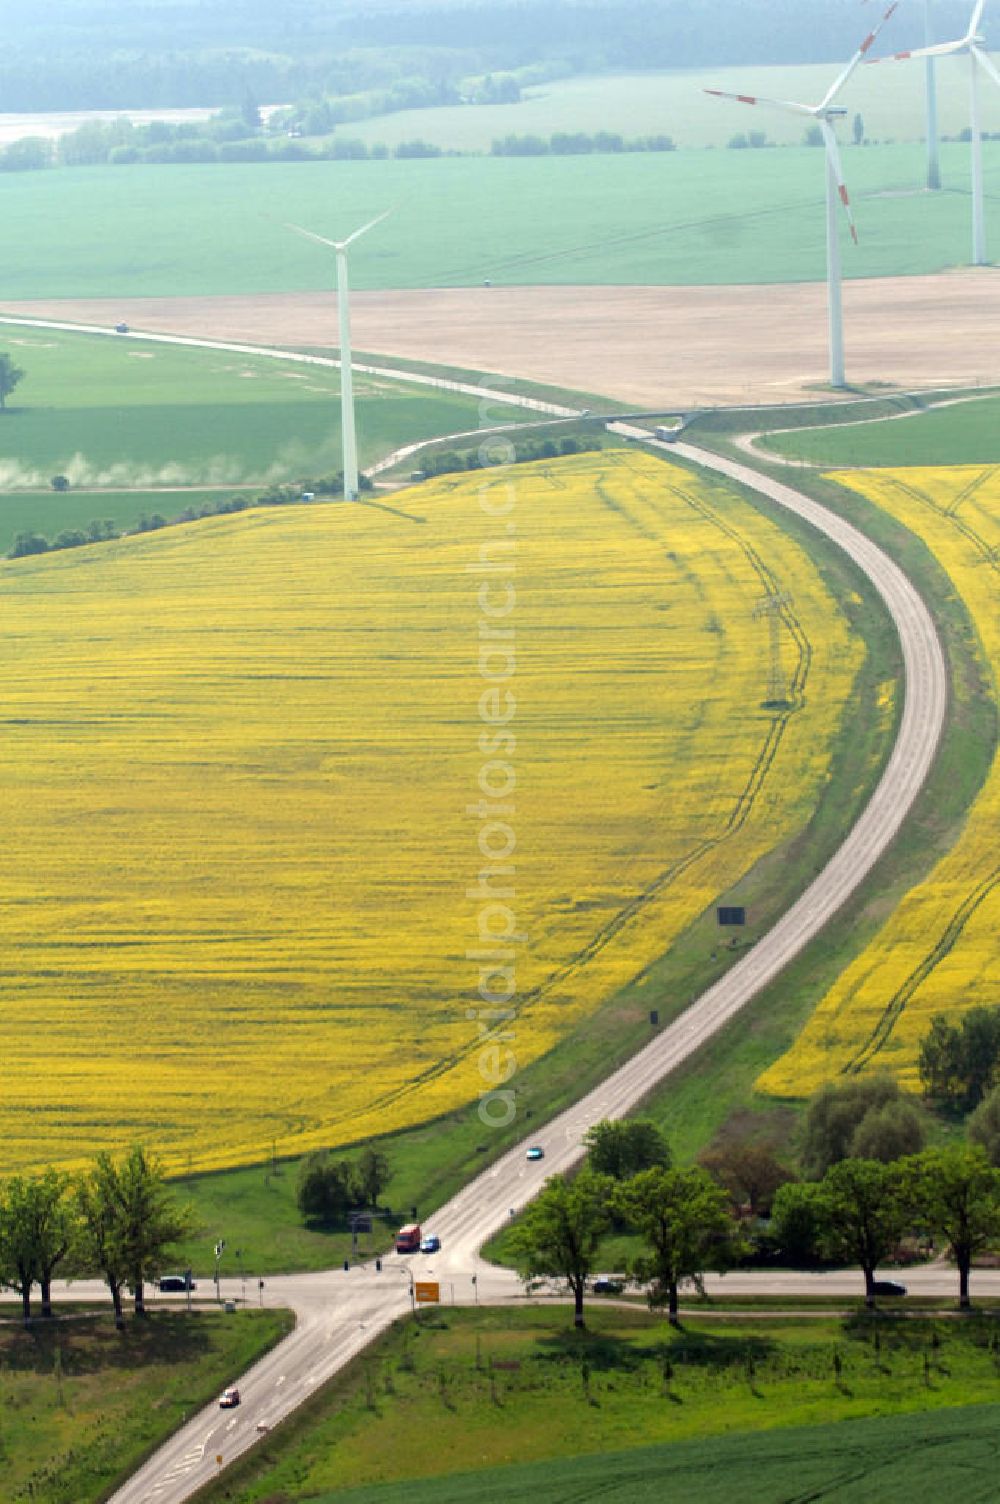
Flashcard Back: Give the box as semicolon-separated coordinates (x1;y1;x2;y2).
758;393;1000;466
0;326;529;546
346;58;996;153
0;143;996;300
195;1307;1000;1503
322;1405;1000;1504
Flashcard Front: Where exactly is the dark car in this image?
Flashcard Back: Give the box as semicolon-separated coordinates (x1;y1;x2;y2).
420;1234;441;1254
592;1277;625;1295
159;1274;196;1292
114;322;129;334
219;1386;241;1408
871;1279;907;1297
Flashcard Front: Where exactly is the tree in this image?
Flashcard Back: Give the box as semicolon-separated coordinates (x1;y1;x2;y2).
9;532;49;557
356;1147;390;1208
75;1154;130;1327
75;1147;189;1323
919;1015;966;1104
802;1074;905;1177
584;1119;670;1181
968;1083;1000;1165
297;1153;357;1225
0;352;25;409
613;1166;738;1325
0;1170;72;1323
115;1145;192;1315
0;1177;39;1323
240;89;263;130
848;1098;927;1164
507;1172;611;1328
903;1145;1000;1308
919;1008;1000;1110
699;1141;793;1217
769;1179;828;1264
25;1169;73;1318
959;1008;1000;1107
820;1159;908;1309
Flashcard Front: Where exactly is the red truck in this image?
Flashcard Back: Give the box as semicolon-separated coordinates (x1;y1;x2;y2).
395;1223;421;1253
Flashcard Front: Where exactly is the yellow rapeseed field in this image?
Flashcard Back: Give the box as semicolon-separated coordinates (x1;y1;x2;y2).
0;450;862;1173
761;465;1000;1098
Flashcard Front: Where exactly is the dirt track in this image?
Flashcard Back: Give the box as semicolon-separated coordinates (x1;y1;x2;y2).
2;268;999;408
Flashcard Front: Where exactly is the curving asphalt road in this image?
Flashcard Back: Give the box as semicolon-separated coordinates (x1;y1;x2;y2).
0;316;948;1499
97;429;948;1504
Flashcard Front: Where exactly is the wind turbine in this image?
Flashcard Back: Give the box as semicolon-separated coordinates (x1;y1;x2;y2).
867;0;999;263
923;0;944;190
866;0;942;187
705;2;900;389
287;211;391;500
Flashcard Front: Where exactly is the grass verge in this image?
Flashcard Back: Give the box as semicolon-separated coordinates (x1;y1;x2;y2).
192;1305;1000;1503
0;1307;292;1504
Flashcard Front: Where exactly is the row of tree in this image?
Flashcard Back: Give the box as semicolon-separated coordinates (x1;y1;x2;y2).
418;434;601;480
0;131;456;174
6;474;372;563
490;131;676;157
512;1116;1000;1326
0;1147;189;1327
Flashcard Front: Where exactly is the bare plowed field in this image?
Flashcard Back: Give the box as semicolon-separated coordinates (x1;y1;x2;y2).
2;269;999;409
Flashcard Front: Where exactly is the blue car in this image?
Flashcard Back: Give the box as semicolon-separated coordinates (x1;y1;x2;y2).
526;1146;545;1161
420;1234;441;1254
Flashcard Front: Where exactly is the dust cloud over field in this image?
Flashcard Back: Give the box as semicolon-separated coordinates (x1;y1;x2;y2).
3;269;999;409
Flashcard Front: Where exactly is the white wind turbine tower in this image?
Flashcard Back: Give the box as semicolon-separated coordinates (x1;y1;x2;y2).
867;0;942;187
287;211;391;500
868;0;999;264
706;2;900;389
923;0;944;190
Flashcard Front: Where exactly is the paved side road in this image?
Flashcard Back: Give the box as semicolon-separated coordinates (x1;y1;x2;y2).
0;313;580;420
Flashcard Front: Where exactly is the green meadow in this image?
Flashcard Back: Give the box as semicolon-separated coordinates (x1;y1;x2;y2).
758;393;1000;466
0;142;996;299
0;1309;292;1504
195;1307;1000;1503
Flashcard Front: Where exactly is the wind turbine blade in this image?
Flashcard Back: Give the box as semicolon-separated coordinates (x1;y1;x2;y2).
821;1;899;105
871;38;968;60
820;118;858;243
971;43;1000;89
703;88;815;117
967;0;986;43
285;221;341;250
340;208;392;249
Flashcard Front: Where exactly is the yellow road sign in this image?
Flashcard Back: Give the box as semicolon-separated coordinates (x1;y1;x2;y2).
414;1281;440;1305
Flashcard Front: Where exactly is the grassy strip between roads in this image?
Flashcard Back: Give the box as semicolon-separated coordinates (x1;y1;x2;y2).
0;1308;292;1504
755;393;1000;468
192;1306;1000;1503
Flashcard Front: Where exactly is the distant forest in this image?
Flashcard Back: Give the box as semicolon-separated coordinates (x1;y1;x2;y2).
0;0;990;111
